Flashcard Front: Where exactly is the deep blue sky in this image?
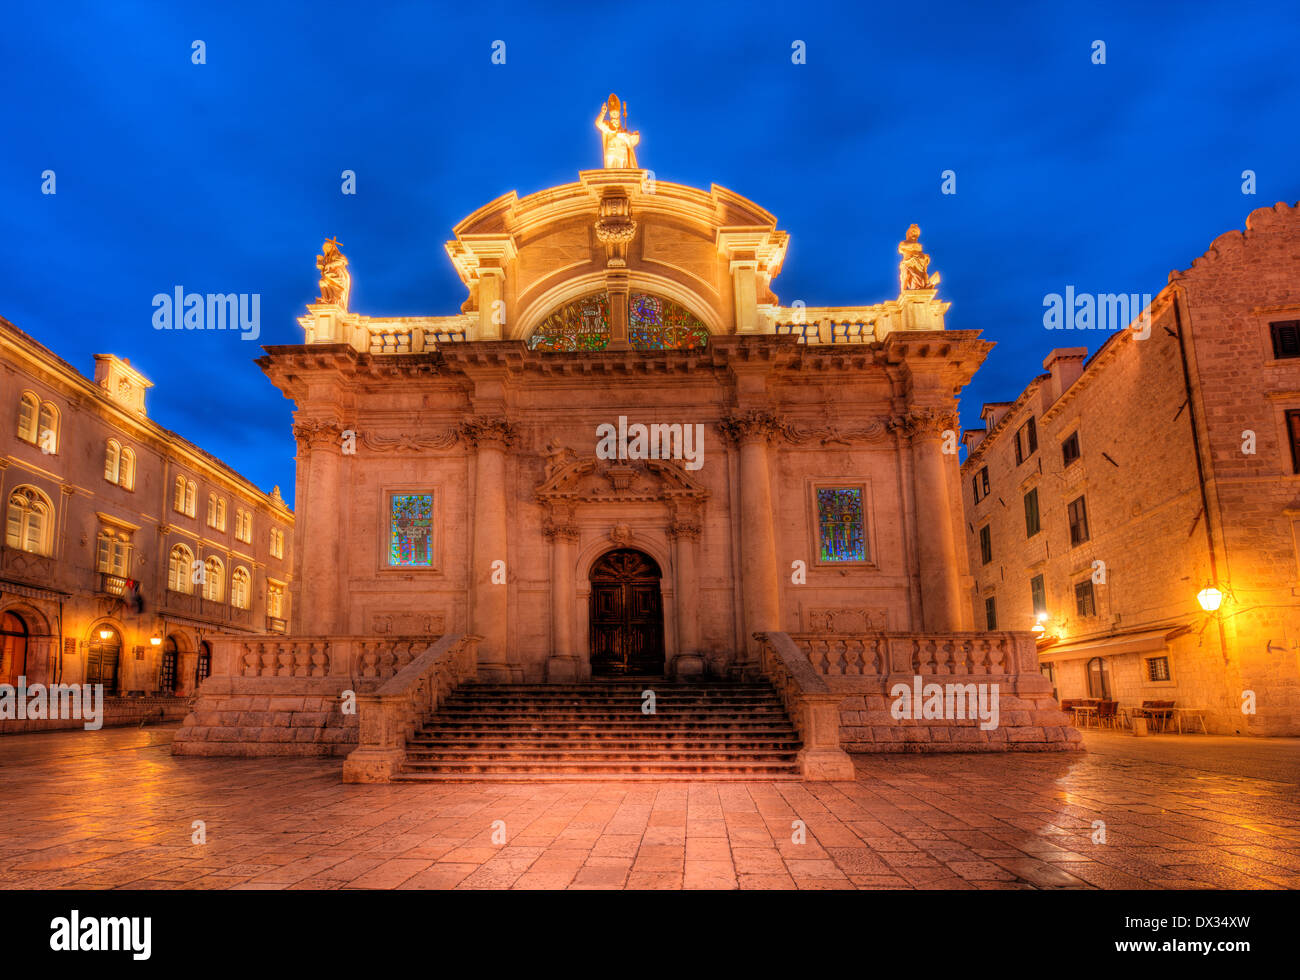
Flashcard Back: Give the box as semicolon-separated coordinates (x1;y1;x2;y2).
4;1;1298;498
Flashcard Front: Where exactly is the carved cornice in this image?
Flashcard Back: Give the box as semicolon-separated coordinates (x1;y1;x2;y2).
888;407;958;441
458;415;518;449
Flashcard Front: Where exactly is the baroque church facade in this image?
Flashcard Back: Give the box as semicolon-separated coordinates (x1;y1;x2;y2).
175;98;1079;773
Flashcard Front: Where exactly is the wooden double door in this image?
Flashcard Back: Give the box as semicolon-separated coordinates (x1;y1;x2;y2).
589;549;665;677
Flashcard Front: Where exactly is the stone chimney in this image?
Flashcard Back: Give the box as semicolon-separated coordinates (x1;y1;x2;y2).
1042;348;1087;407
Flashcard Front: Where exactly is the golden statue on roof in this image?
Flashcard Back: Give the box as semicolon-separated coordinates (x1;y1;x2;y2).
595;94;640;169
898;224;941;292
316;237;352;310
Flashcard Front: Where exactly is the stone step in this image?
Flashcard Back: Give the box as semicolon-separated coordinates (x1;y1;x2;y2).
391;772;804;783
426;707;789;718
397;677;802;780
405;748;799;762
397;759;802;776
416;712;800;727
441;696;781;706
408;736;801;750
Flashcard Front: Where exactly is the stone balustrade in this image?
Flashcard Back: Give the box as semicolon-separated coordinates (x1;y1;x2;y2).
790;631;1031;678
213;634;443;685
752;631;856;780
343;633;481;782
756;630;1081;754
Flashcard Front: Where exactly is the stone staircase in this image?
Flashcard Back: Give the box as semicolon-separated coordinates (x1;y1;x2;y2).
392;679;803;781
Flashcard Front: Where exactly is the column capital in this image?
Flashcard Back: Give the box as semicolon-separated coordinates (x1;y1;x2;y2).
292;418;348;452
668;520;702;541
458;415;517;449
543;519;580;542
889;406;957;441
718;409;785;446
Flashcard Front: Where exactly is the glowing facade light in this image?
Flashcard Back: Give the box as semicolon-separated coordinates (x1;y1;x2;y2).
1197;586;1223;612
98;628;113;640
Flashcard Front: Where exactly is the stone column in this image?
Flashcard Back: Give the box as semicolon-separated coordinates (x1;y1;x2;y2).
606;268;630;349
292;419;345;634
475;268;505;341
722;412;782;669
669;517;704;677
731;260;759;334
462;417;515;680
897;408;964;632
544;517;580;682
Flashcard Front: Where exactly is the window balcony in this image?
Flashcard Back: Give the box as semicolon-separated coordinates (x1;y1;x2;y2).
267;616;287;634
99;572;128;597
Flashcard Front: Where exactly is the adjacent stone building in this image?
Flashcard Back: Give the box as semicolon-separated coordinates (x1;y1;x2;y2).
0;315;295;731
960;202;1300;736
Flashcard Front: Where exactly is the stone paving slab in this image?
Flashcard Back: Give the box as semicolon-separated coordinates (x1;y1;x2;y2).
0;727;1297;890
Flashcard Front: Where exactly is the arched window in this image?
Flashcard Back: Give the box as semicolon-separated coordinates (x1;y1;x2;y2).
185;481;197;517
86;626;121;692
17;393;39;443
269;527;284;558
526;291;709;351
216;498;227;532
202;556;224;602
168;543;195;594
160;636;179;695
5;486;54;556
207;492;217;526
37;403;58;453
119;448;136;490
1086;656;1112;699
0;611;28;689
104;440;122;483
231;566;251;609
174;476;187;512
196;641;212;686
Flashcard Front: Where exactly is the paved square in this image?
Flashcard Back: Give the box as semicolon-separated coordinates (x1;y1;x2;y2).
1;727;1297;889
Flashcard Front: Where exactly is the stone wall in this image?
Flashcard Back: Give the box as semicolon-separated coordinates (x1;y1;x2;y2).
0;695;190;735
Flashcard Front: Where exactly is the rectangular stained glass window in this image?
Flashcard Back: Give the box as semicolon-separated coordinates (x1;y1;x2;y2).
389;492;433;567
816;487;866;562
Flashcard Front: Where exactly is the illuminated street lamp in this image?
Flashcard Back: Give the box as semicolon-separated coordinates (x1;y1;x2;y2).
1197;586;1223;613
150;633;163;647
1032;612;1048;634
98;628;113;641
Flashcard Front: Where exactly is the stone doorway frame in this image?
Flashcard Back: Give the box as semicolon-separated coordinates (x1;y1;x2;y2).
536;455;708;683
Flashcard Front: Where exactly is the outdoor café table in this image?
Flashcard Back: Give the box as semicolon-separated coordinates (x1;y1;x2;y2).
1073;702;1098;727
1174;708;1207;734
1134;704;1175;732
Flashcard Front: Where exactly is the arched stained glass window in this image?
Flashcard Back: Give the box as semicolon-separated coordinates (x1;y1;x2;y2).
629;293;709;350
526;292;708;351
528;293;610;351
